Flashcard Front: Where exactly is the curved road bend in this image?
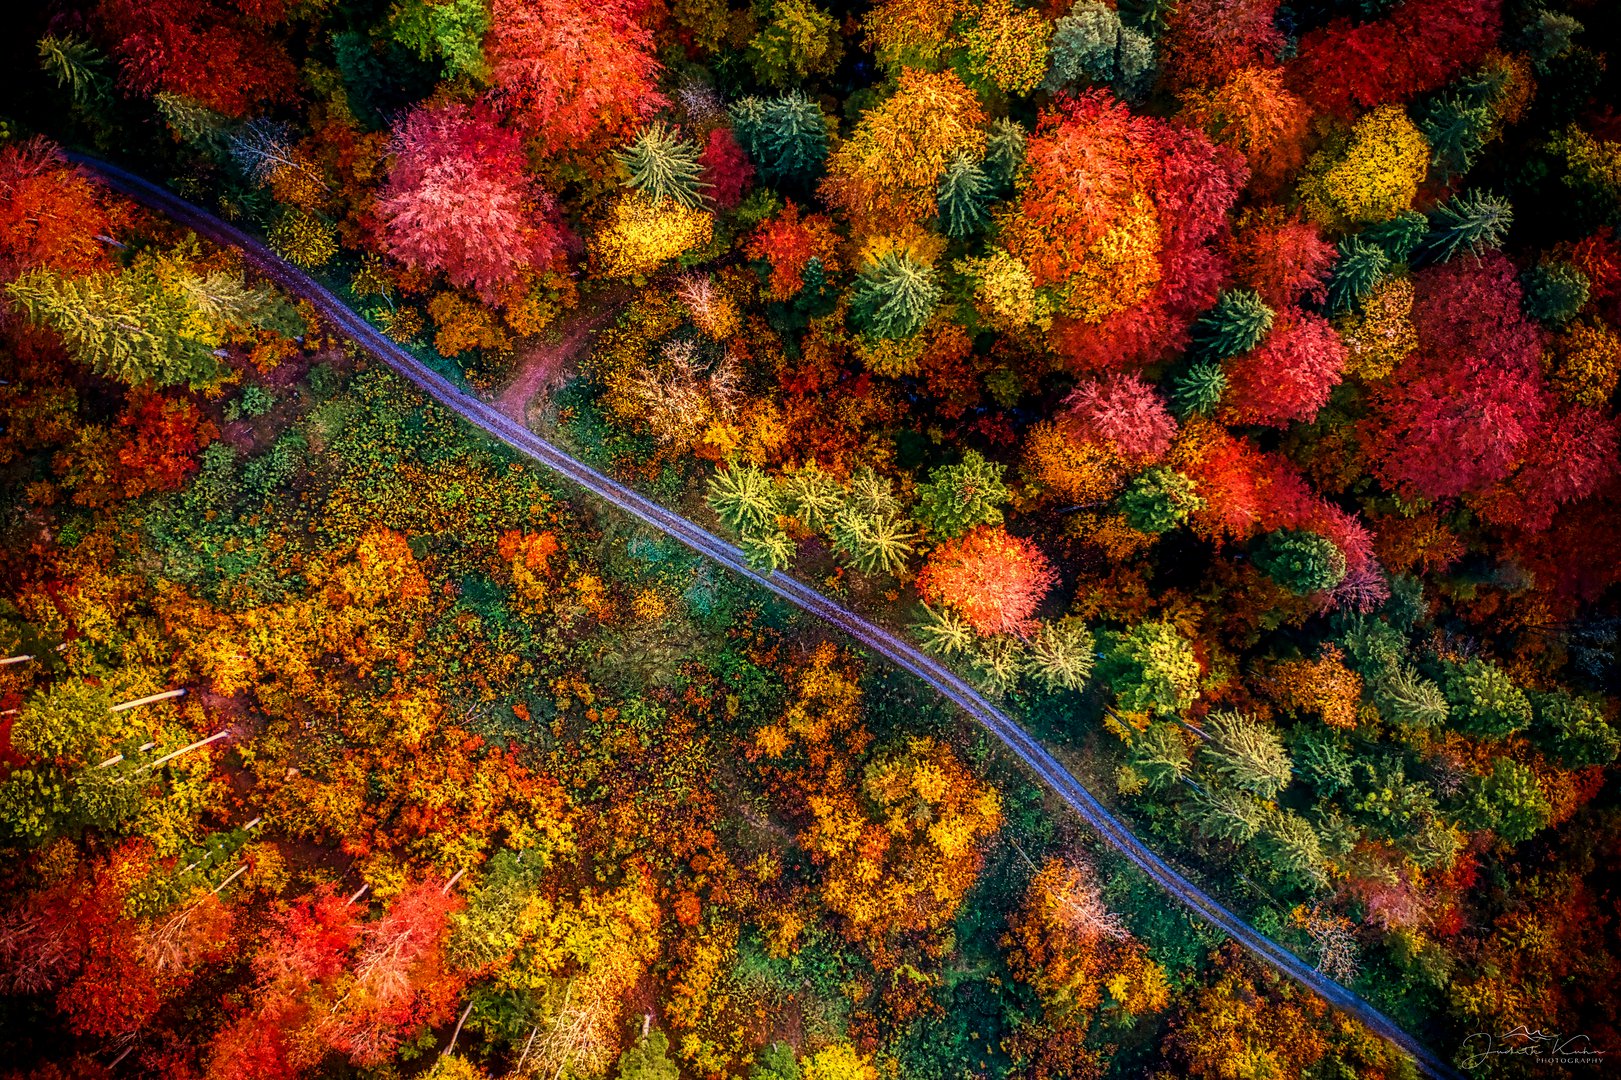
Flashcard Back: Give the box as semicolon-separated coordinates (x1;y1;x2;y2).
72;154;1462;1080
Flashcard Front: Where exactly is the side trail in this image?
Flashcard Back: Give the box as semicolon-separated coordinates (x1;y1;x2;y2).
70;153;1462;1080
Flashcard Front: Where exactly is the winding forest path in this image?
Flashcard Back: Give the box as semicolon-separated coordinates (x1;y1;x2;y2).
71;154;1462;1080
494;284;632;422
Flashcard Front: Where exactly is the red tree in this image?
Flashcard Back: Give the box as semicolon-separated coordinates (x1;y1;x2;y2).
486;0;666;155
1222;309;1346;428
1230;216;1334;308
1181;66;1312;194
1362;256;1549;501
0;138;119;280
206;887;362;1080
916;526;1058;636
1362;355;1548;502
325;880;464;1067
377;102;568;300
115;390;218;497
1060;374;1177;463
744;203;840;300
1288;0;1502;119
699;127;753;209
1032;97;1245;372
1160;0;1284;88
97;0;299;117
1471;406;1621;533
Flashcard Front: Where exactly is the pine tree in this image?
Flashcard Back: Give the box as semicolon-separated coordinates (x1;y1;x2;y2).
1420;189;1513;264
1171;360;1227;418
730;93;829;186
1327;235;1390;313
915;450;1009;538
1199;711;1292;799
915;604;976;659
830;509;918;575
849;251;940;340
845;466;903;518
970;634;1029;696
1292;728;1354;798
740;526;796;572
616;123;708;208
1251;528;1347;595
1117;466;1203;534
780;461;845;531
1025;617;1095;692
1261;809;1327;890
37;33;113;108
706;464;781;533
936;153;994;239
1372;664;1449;728
1415;90;1495;181
1190;289;1274;360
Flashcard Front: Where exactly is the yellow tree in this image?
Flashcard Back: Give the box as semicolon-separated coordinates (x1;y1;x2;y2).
820;69;988;232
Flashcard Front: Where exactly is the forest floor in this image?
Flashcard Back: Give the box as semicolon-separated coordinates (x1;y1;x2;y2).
494;284;633;424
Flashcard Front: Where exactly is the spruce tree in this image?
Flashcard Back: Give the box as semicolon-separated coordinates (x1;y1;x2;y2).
616;123;708;208
1130;721;1192;792
730;93;829;186
706;465;780;533
6;267;223;387
936;153;995;239
1026;617;1095;692
1191;289;1274;360
1420;189;1513;264
1044;2;1155;101
849;251;940;340
1199;711;1293;799
982;118;1027;194
1327;235;1390;313
1251;529;1347;595
1171;360;1227;418
1363;210;1429;263
915;450;1009;538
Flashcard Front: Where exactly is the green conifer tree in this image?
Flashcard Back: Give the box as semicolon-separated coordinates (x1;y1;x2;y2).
1327;235;1391;313
1199;711;1293;799
730;93;829;186
616;123;708;208
1191;289;1274;360
1171;360;1227;418
915;450;1009;538
849;251;940;340
1420;189;1513;264
1251;529;1347;595
936;153;995;239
